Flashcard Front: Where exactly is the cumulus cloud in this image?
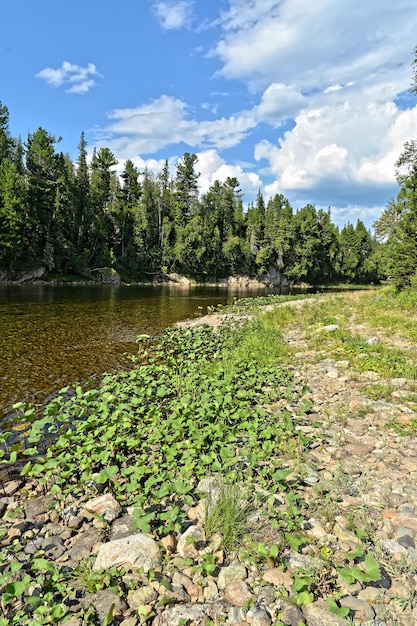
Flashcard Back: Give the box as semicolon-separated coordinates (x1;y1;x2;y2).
210;0;417;219
256;83;306;125
255;94;417;200
35;61;100;94
215;0;416;91
152;1;194;30
98;94;257;156
196;149;261;200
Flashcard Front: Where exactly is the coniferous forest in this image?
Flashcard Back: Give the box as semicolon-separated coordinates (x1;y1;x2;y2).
1;45;417;289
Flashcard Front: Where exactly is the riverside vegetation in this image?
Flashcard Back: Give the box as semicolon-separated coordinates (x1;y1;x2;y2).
1;288;417;625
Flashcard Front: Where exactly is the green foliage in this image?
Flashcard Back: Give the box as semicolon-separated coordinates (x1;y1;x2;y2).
373;51;417;289
337;552;381;585
11;321;305;541
0;99;385;283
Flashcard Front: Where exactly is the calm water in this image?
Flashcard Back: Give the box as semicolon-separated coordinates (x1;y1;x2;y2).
0;284;267;430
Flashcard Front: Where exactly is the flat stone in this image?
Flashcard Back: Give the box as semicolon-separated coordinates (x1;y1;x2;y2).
262;568;293;590
65;527;101;565
40;535;65;560
333;522;361;551
316;324;339;333
302;599;348;625
288;551;326;572
25;496;54;519
159;585;191;604
281;603;306;625
2;480;23;496
110;515;135;540
83;493;121;522
340;596;375;620
153;601;230;626
177;525;206;559
392;513;417;533
218;564;247;590
246;607;272;626
84;588;127;622
93;533;161;572
344;443;374;455
127;586;157;608
377;538;408;557
224;580;254;607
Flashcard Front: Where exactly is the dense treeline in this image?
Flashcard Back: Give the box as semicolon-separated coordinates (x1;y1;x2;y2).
0;100;382;284
372;46;417;289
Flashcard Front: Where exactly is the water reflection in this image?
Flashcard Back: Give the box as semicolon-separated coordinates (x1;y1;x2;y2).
0;284;268;428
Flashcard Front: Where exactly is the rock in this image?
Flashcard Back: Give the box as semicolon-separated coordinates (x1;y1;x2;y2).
358;586;384;603
153;601;229;626
377;538;408;558
120;618;138;626
315;324;339;333
281;604;306;625
160;534;176;553
65;527;101;565
110;515;135;540
203;578;218;601
127;586;157;608
40;535;65;560
301;599;348;625
218;564;248;590
333;522;361;551
340;596;375;621
93;534;161;572
25;496;54;519
344;443;374;455
85;588;127;621
262;568;293;590
287;551;326;572
228;607;247;623
392;512;417;533
159;585;191;604
246;607;272;626
2;480;23;496
224;581;254;607
83;493;121;522
396;527;415;549
177;525;206;559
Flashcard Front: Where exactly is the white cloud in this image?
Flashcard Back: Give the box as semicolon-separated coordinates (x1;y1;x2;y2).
196;149;261;200
152;1;193;30
35;61;100;94
107;149;261;206
255;96;417;198
210;0;417;217
215;0;416;92
98;94;257;156
256;83;306;125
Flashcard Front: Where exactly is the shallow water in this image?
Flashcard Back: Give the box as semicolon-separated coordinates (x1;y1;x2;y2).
0;283;267;429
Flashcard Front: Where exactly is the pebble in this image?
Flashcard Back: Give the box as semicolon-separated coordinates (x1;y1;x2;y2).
3;307;417;625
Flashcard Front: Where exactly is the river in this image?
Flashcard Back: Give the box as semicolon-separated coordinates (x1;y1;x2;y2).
0;283;268;430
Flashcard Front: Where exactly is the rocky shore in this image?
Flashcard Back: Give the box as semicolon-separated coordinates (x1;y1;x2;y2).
1;296;416;625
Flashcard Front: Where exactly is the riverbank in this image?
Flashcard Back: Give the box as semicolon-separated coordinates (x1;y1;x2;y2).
0;266;290;289
1;290;417;625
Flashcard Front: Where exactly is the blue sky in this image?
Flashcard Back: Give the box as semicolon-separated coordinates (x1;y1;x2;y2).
2;0;417;228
